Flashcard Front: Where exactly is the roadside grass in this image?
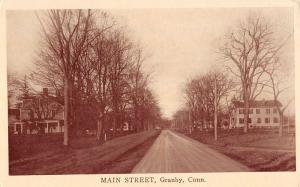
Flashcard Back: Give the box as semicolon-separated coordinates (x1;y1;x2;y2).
9;131;133;162
9;130;160;175
211;146;295;171
187;128;295;171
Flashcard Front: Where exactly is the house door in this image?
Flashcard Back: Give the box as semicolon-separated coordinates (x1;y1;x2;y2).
38;123;47;134
16;124;21;134
48;122;58;133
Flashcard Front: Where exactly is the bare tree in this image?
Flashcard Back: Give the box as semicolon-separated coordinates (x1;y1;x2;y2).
219;15;287;133
127;48;151;132
147;92;161;130
184;76;212;132
7;73;22;108
85;20;118;141
35;10;94;146
183;69;234;138
107;30;135;136
172;109;190;131
265;57;293;136
33;10;161;143
204;70;234;140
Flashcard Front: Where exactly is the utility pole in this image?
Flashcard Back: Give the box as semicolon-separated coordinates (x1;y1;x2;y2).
189;109;192;134
214;77;218;141
287;108;290;134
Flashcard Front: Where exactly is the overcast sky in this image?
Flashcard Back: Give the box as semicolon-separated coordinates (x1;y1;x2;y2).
7;8;294;118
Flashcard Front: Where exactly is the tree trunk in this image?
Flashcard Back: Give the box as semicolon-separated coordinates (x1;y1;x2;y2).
69;86;76;141
141;117;145;131
63;78;69;146
144;120;147;131
201;111;204;131
214;111;217;141
214;79;218;141
134;105;139;132
96;118;104;141
279;111;284;137
136;120;140;132
188;109;192;134
243;99;249;133
113;113;117;137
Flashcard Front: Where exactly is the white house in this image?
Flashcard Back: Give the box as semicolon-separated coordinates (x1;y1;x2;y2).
8;109;20;133
230;100;282;128
9;88;65;135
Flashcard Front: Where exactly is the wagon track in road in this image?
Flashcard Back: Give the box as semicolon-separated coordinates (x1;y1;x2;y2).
132;130;251;173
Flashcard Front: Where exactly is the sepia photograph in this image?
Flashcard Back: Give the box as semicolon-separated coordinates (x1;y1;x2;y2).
6;7;295;176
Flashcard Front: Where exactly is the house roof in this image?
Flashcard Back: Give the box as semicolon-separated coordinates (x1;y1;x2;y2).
23;94;64;106
46;95;64;105
232;100;282;108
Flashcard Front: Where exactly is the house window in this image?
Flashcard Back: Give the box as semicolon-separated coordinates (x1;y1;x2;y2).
257;118;261;123
248;118;252;123
273;108;277;114
239;118;244;124
239;109;243;114
265;118;270;123
249;109;253;114
273;117;279;123
22;99;33;109
266;108;270;114
256;109;260;114
52;110;56;118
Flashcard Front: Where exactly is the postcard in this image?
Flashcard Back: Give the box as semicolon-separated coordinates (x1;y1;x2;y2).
0;0;299;186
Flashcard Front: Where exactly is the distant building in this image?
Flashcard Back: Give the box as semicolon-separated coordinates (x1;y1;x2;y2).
9;88;64;135
8;109;20;133
231;100;282;128
219;113;230;129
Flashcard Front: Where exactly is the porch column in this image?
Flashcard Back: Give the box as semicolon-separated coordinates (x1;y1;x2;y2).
46;122;49;133
57;122;60;133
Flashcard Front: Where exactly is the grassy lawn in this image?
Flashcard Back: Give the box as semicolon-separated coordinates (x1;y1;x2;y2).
9;131;135;162
187;128;295;171
9;130;160;175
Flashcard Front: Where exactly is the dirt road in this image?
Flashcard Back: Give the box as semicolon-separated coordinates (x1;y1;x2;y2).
132;130;251;173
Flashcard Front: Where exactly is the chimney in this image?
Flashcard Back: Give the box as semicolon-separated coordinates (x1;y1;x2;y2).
43;88;48;96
